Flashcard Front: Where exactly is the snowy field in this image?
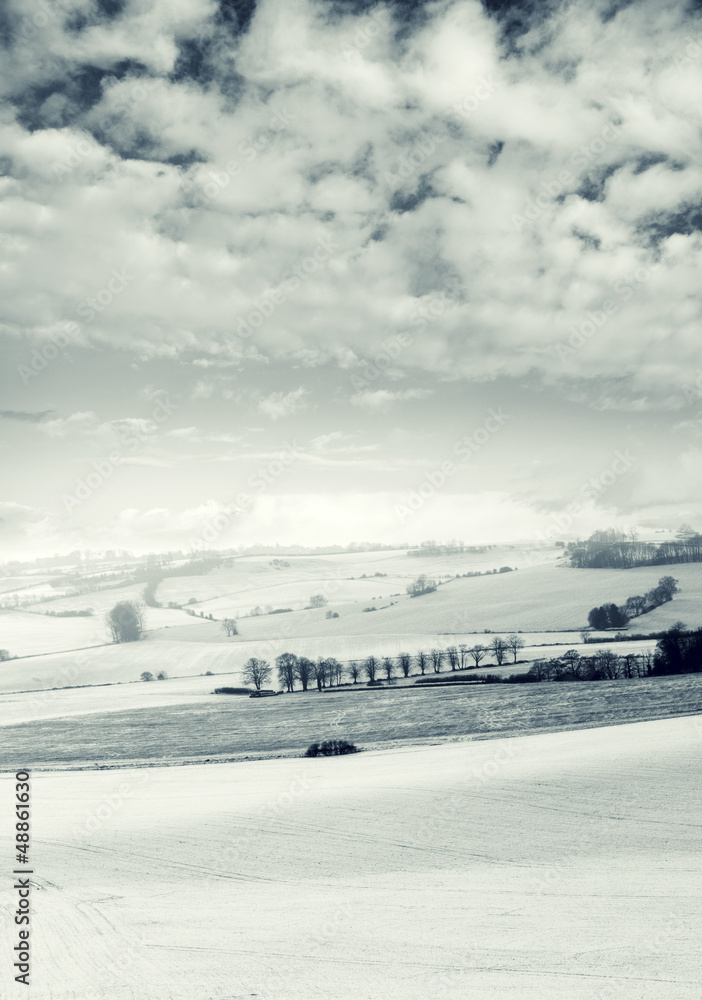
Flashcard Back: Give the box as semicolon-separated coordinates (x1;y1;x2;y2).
0;715;700;999
2;672;701;769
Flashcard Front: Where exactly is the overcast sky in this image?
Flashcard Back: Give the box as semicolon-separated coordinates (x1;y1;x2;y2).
1;0;702;557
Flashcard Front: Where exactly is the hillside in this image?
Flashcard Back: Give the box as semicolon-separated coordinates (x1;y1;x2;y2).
157;561;702;641
0;719;699;997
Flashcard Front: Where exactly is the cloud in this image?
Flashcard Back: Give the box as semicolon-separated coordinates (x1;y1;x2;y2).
0;0;698;409
350;388;433;411
0;409;54;423
36;411;100;438
258;386;308;420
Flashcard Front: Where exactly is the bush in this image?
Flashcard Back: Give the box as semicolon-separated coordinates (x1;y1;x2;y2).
0;649;11;661
213;686;252;695
406;574;437;598
305;739;358;757
156;671;168;680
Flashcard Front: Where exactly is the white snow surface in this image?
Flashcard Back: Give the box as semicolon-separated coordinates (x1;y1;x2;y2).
1;715;700;999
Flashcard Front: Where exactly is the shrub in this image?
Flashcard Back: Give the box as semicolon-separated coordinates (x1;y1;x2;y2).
305;739;358;757
156;671;168;680
406;574;437;598
213;686;252;695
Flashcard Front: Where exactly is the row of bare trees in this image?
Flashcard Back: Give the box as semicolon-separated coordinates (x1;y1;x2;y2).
240;637;529;692
527;648;656;682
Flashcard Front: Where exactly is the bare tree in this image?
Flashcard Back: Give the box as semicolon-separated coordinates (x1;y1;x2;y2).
140;671;153;682
221;618;238;637
469;643;486;668
625;595;647;618
314;658;328;691
446;646;459;671
364;655;378;683
324;658;343;685
242;657;272;691
430;648;444;673
623;653;640;678
505;634;526;663
490;636;507;665
309;594;328;608
657;576;680;602
276;652;297;692
398;652;412;678
296;656;313;692
106;600;145;643
562;649;581;680
415;650;428;675
458;644;468;670
383;656;394;682
349;660;360;684
529;659;547;681
596;650;621;680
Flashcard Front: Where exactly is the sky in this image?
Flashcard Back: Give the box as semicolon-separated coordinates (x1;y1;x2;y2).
1;0;702;557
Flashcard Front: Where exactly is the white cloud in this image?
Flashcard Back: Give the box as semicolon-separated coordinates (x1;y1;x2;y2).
350;388;433;411
36;411;100;438
258;386;308;420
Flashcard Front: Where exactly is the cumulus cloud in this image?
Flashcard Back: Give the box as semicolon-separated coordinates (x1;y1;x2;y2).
2;0;702;553
0;0;698;405
258;386;308;419
350;387;433;411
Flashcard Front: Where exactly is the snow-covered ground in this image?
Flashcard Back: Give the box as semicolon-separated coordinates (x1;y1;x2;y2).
0;715;700;999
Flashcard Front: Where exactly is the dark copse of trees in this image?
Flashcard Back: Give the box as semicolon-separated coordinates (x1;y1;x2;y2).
587;576;680;629
406;574;437;597
305;739;358;756
588;603;629;630
106;600;144;643
570;529;702;569
652;624;702;676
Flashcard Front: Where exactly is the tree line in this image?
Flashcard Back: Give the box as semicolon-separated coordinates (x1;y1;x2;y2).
587;576;679;629
569;528;702;569
240;635;528;691
488;624;701;683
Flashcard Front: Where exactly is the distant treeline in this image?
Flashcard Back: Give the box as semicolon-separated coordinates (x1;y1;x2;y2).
41;608;94;617
569;529;702;569
479;625;702;683
408;541;492;557
143;557;222;607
